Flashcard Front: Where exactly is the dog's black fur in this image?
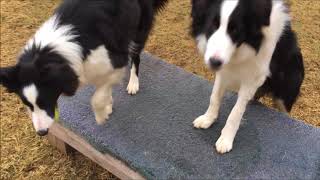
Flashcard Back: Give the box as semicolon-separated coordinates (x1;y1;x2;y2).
191;0;304;112
257;26;305;111
56;0;168;72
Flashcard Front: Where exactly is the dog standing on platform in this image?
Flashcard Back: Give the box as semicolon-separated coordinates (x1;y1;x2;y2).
0;0;167;136
191;0;304;153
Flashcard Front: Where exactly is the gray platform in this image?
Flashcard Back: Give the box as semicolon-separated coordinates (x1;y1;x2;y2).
58;53;320;179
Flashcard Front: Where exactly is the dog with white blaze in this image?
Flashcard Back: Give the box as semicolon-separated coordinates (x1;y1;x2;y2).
0;0;167;136
191;0;304;153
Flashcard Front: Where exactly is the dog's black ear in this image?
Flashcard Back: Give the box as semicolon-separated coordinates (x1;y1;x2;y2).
191;0;212;36
240;0;272;53
40;62;79;96
0;66;20;92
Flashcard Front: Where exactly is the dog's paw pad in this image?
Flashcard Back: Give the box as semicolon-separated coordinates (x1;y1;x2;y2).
193;115;215;129
215;135;233;154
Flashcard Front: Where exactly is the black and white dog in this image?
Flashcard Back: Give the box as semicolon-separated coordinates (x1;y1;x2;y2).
0;0;167;136
191;0;304;153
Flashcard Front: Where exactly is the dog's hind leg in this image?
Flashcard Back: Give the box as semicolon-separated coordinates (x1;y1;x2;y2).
273;98;288;113
193;74;226;129
127;41;143;95
272;69;304;113
270;69;304;113
127;5;155;95
269;43;304;113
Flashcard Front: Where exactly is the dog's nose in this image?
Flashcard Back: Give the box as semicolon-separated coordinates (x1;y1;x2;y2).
37;129;48;136
209;58;222;69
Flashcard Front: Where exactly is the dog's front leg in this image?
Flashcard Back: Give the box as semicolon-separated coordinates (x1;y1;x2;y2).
215;83;260;154
91;84;113;125
193;74;226;129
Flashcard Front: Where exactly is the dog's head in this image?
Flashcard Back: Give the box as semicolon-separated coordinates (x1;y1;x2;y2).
0;46;79;136
193;0;272;70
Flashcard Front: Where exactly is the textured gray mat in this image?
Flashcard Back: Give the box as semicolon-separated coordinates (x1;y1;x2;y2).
57;53;320;179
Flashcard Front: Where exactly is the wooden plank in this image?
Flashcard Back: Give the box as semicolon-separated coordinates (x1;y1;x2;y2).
47;132;74;155
49;123;145;180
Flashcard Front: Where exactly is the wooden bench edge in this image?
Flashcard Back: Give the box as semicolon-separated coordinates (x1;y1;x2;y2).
48;123;145;180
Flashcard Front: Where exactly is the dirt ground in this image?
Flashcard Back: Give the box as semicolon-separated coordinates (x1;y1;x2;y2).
1;0;319;179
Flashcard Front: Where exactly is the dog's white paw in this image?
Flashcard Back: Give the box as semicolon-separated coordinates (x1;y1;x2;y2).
193;115;215;129
127;77;139;95
95;113;108;125
94;104;113;125
215;134;233;154
105;104;113;115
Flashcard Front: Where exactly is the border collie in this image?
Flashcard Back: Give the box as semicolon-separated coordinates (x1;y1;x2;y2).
0;0;167;136
191;0;304;153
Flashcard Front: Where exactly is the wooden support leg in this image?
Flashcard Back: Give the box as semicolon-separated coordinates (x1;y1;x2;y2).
47;131;74;155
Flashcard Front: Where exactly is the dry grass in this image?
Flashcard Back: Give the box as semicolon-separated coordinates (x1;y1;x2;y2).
1;0;319;179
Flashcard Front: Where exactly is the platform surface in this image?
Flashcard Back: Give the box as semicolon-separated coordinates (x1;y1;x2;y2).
58;53;320;179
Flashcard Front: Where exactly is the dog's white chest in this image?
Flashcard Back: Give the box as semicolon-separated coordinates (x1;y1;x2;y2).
219;58;269;92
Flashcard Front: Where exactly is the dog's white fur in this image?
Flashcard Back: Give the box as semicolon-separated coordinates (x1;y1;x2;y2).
23;84;54;132
196;34;208;55
204;1;239;66
26;15;84;79
127;63;140;95
193;1;289;153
